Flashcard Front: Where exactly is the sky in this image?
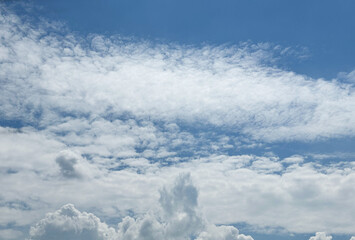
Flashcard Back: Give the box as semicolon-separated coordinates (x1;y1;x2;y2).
0;1;355;240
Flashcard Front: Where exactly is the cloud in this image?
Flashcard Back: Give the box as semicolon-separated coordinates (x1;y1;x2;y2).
196;225;253;240
309;232;332;240
0;229;24;240
337;70;355;83
1;125;355;235
308;233;355;240
1;3;355;239
54;150;100;179
282;155;304;164
1;4;355;143
29;204;117;240
56;151;82;179
29;174;254;240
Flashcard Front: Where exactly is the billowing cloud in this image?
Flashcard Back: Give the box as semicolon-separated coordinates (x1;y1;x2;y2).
307;232;355;240
29;204;117;240
29;174;254;240
309;232;332;240
196;225;253;240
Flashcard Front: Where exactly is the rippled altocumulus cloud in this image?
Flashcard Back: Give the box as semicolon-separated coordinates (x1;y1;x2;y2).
1;5;355;142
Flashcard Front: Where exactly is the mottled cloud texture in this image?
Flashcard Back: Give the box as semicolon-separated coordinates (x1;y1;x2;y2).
1;5;355;142
0;3;355;240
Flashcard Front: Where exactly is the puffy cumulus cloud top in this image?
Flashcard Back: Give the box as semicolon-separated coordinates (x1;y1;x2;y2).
27;176;355;240
29;204;117;240
309;232;332;240
29;174;253;240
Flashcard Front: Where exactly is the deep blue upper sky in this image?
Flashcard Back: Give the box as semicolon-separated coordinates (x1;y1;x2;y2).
32;0;355;79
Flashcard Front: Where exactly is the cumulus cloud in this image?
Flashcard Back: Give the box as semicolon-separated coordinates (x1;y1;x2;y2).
29;204;117;240
309;232;332;240
29;174;254;240
196;225;253;240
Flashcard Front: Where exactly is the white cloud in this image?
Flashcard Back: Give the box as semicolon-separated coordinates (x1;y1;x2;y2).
309;232;332;240
1;125;355;235
250;156;283;173
29;204;117;240
196;225;253;240
29;174;254;240
1;3;355;239
282;155;304;164
1;4;355;142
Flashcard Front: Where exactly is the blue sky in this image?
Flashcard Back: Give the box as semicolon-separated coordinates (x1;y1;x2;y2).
35;0;355;79
0;1;355;240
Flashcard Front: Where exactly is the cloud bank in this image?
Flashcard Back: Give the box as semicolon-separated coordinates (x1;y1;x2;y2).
26;176;355;240
29;174;253;240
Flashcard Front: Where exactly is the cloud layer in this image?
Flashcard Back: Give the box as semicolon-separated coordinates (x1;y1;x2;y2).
1;125;354;238
1;4;355;142
0;3;355;240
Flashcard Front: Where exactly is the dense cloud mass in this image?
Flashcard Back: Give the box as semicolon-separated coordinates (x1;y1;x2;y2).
309;232;333;240
29;174;254;240
0;3;355;240
29;204;117;240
